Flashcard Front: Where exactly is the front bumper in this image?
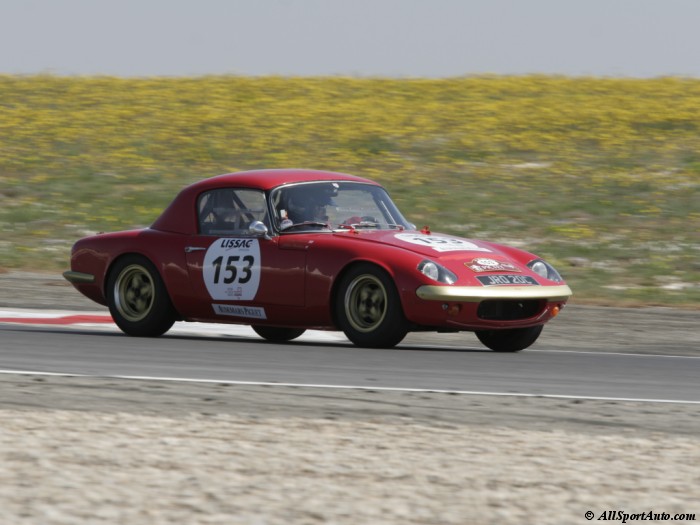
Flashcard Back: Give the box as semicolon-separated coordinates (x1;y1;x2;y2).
416;284;573;302
408;283;572;329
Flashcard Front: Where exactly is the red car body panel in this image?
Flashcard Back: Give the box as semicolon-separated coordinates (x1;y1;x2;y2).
66;169;572;336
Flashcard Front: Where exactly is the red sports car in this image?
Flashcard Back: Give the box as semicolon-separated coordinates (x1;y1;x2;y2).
64;169;572;351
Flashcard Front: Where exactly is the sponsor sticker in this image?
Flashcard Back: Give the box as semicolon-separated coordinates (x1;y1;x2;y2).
203;238;261;300
212;304;267;319
395;233;491;253
465;258;521;273
477;275;539;286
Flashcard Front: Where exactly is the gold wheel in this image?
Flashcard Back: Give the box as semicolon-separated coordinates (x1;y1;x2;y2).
344;274;388;333
114;264;155;322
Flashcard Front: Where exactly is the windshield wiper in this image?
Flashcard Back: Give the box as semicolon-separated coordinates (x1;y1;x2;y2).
351;221;380;229
280;221;330;231
336;222;405;231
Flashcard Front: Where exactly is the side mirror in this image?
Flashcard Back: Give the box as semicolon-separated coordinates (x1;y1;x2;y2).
248;221;271;239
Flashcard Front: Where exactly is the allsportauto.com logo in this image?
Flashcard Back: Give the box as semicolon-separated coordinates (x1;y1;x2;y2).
585;510;696;523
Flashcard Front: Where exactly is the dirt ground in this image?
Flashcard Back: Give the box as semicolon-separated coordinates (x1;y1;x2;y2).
1;376;699;525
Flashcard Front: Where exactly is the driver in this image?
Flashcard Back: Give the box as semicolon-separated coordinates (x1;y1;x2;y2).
283;185;336;225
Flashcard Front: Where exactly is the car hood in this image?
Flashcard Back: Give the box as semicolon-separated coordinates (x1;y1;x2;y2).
332;229;526;261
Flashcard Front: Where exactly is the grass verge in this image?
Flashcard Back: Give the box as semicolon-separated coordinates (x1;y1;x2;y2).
1;75;698;306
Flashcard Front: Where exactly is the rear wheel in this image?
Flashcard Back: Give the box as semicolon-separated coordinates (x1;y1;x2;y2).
107;255;176;337
475;325;543;352
252;326;306;343
335;264;408;348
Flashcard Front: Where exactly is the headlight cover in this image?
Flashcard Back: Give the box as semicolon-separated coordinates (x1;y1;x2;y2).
527;259;563;282
418;260;457;284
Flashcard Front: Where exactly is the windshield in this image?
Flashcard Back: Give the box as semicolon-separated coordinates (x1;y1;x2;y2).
270;182;411;232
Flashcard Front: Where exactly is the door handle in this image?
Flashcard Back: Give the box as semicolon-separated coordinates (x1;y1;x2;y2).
184;246;207;253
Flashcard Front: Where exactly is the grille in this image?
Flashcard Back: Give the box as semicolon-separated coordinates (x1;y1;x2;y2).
477;300;544;321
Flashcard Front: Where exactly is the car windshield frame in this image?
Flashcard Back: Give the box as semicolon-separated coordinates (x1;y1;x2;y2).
269;181;411;234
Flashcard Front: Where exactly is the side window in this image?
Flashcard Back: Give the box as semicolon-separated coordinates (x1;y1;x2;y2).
197;188;268;235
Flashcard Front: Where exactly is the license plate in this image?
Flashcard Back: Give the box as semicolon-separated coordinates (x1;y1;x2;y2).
477;275;539;286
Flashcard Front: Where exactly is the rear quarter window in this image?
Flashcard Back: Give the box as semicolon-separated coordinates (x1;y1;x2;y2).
197;189;268;235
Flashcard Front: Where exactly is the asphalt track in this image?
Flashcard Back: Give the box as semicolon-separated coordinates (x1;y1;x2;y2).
1;270;699;406
1;318;699;404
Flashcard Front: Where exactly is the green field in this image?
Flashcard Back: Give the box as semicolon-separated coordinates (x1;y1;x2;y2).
1;75;698;306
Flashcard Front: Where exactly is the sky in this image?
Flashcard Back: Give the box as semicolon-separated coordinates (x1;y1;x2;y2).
1;0;699;78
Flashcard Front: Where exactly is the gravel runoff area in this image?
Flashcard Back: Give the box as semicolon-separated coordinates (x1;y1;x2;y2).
1;271;699;524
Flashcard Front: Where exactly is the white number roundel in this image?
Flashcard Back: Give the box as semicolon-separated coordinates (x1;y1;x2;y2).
202;238;261;300
394;233;491;253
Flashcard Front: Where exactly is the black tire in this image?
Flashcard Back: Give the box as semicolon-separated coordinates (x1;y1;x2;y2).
252;326;306;343
107;255;176;337
335;263;408;348
475;325;543;352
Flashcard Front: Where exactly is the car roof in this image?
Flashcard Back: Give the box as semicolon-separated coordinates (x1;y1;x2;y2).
151;169;380;234
197;169;376;191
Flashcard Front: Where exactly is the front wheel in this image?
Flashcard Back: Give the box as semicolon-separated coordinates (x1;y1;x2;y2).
335;264;408;348
107;255;176;337
475;325;543;352
252;326;306;343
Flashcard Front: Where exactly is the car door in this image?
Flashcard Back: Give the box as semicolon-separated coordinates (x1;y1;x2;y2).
182;188;307;322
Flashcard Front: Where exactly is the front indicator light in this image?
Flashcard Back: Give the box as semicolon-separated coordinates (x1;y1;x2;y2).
441;303;461;316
